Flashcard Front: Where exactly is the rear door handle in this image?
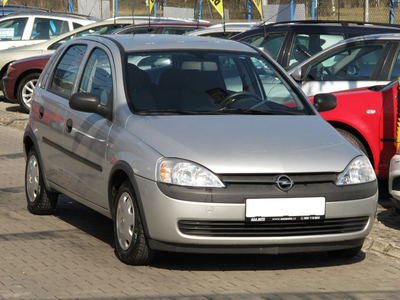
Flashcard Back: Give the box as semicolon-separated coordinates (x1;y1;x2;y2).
39;106;44;119
66;119;73;133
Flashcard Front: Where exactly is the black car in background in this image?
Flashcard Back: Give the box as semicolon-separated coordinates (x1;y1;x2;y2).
232;20;400;70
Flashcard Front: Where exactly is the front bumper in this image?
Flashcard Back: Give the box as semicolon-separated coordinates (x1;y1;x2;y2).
136;176;378;253
389;154;400;201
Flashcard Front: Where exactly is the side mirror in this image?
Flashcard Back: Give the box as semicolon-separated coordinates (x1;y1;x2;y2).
69;92;112;120
313;93;337;113
290;67;302;81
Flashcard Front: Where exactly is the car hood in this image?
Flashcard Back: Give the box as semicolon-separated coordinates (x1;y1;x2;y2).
127;115;361;174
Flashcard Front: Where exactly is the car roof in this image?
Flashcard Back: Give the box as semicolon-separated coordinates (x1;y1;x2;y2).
109;16;210;24
258;19;400;30
186;22;260;35
1;18;141;52
72;34;259;53
233;19;400;41
2;11;100;21
289;33;400;71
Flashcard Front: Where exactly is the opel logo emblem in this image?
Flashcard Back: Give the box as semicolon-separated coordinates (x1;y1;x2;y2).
276;175;293;191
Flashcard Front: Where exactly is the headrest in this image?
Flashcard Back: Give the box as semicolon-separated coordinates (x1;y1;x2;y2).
127;64;151;90
181;61;218;71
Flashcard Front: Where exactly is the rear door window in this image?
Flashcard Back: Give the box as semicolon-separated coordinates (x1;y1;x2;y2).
0;17;28;40
289;33;344;68
50;44;87;97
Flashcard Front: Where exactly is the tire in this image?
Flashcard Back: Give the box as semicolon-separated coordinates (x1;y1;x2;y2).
394;198;400;214
25;147;58;215
113;180;154;265
336;128;368;157
17;73;40;113
327;245;363;258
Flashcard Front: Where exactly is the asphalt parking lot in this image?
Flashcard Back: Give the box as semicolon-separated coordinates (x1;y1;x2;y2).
2;97;400;299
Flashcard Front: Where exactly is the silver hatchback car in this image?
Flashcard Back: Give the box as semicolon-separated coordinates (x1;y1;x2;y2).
23;34;378;265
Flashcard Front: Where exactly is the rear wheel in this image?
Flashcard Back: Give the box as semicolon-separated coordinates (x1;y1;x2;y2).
25;147;58;215
113;180;154;265
17;73;40;113
336;128;368;156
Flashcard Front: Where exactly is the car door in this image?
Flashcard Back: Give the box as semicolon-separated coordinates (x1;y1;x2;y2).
299;41;393;96
33;43;87;187
61;44;114;209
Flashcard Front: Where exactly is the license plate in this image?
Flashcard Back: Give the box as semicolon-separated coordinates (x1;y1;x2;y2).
245;197;325;222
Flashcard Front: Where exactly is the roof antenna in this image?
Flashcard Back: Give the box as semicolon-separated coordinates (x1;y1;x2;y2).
148;0;151;32
132;1;136;35
194;0;199;29
223;11;226;36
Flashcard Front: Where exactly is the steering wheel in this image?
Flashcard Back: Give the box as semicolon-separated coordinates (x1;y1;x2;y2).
321;67;333;80
219;92;264;109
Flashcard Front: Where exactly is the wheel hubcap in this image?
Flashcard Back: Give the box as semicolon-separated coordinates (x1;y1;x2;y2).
26;155;39;203
116;192;135;251
22;79;38;109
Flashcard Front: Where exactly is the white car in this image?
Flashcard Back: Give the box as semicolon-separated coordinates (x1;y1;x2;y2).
288;33;400;96
0;11;99;50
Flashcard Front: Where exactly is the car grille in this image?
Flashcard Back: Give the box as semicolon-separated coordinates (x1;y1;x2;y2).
178;216;369;237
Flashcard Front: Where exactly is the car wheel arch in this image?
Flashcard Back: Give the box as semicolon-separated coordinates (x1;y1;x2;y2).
329;122;374;166
108;161;152;239
23;128;57;194
15;69;43;96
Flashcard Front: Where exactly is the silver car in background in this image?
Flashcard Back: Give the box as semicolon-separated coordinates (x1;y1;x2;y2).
23;34;378;265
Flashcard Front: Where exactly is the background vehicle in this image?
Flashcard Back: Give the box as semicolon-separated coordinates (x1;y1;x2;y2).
389;149;400;212
113;21;211;35
0;11;98;50
3;54;51;113
0;18;141;107
184;22;260;39
309;80;397;179
23;34;377;265
289;34;400;96
0;5;52;16
232;20;400;70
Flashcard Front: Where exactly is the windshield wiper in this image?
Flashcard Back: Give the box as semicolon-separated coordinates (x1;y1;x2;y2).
211;108;304;115
136;109;199;115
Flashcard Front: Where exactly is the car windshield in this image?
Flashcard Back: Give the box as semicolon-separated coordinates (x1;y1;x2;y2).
125;50;311;115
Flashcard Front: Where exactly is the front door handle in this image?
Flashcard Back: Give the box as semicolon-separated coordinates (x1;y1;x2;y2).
66;119;73;133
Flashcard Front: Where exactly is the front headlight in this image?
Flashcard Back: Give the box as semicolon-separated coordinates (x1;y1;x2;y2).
337;156;376;185
157;158;225;188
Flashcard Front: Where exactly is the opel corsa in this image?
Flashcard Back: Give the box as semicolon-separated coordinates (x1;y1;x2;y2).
23;35;378;265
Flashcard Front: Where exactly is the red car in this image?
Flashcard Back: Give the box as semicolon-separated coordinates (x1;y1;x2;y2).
310;81;397;179
3;54;51;113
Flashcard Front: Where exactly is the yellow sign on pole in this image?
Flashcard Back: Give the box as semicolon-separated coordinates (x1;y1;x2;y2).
149;0;155;14
209;0;224;18
3;0;8;7
251;0;263;19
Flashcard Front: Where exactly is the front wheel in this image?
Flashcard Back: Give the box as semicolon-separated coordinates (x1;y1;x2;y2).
17;72;40;113
25;147;58;215
113;180;154;265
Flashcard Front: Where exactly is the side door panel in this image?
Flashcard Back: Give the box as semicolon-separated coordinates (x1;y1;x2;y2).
33;44;87;187
61;45;114;209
